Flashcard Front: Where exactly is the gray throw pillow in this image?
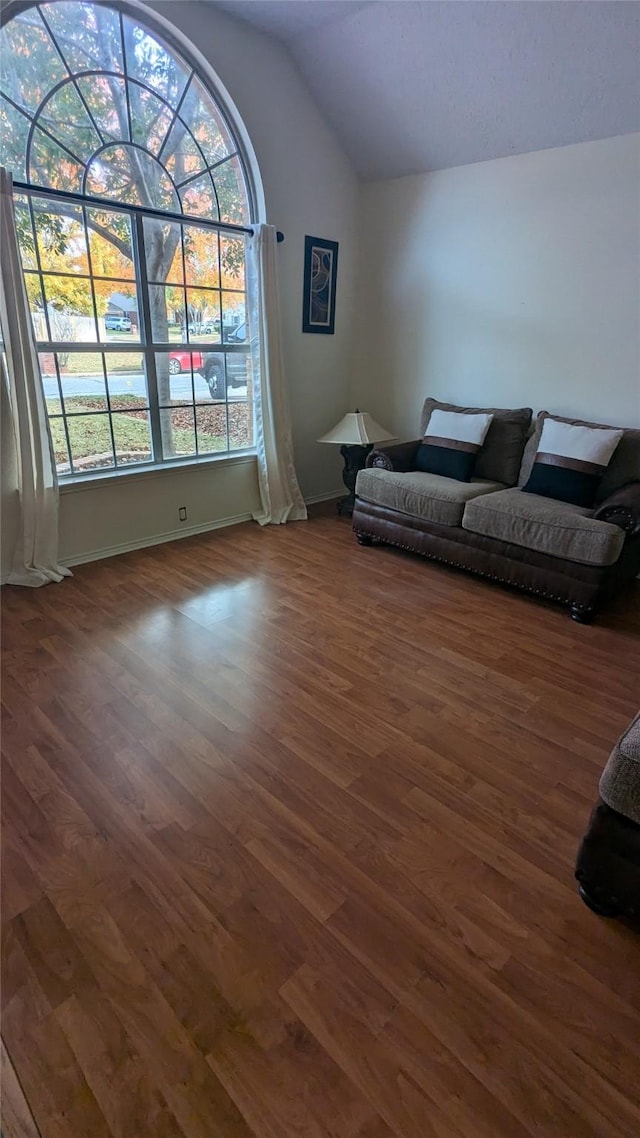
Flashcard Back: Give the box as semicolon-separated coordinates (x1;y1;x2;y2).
421;398;532;486
519;412;640;502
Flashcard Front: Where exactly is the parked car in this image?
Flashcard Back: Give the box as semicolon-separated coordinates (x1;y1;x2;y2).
226;321;247;343
168;350;203;375
166;349;246;398
202;351;248;399
105;314;131;331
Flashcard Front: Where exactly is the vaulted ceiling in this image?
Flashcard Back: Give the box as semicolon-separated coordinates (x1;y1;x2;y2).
212;0;640;179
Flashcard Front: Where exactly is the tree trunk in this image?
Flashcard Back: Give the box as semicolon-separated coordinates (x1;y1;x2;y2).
144;222;182;458
148;283;174;457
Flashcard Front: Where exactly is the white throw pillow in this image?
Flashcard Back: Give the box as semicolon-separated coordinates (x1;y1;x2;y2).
417;410;493;482
523;419;623;507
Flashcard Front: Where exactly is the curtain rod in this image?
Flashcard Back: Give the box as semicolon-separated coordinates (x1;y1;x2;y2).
11;180;285;242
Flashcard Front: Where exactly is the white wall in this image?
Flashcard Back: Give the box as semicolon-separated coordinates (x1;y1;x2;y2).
1;0;359;572
353;134;640;439
147;1;360;500
58;457;260;565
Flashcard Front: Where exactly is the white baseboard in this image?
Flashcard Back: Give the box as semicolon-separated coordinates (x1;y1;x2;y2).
2;488;346;577
304;489;343;505
61;512;253;568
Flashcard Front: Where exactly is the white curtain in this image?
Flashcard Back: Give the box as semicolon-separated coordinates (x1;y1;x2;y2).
247;223;307;525
0;169;70;586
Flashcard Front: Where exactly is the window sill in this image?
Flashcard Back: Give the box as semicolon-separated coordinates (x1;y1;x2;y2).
58;450;257;495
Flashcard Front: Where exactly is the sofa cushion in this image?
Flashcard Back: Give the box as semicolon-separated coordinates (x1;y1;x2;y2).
356;469;506;527
462;488;625;566
599;713;640;825
519;412;640;502
421;398;532;486
522;419;623;508
416;409;494;482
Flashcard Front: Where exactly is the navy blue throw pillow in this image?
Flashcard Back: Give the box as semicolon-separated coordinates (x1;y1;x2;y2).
415;444;476;482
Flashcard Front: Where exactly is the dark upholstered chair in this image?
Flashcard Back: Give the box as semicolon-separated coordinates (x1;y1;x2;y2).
575;712;640;920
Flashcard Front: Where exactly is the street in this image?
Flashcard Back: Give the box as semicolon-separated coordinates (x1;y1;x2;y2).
42;372;248;402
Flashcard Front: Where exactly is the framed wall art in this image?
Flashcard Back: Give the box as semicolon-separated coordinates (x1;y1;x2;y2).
302;235;339;334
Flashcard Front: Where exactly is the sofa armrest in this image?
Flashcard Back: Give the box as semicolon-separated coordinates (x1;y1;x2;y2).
366;439;421;472
593;483;640;537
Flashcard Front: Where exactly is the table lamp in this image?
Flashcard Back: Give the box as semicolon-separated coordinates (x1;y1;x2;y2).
318;409;396;516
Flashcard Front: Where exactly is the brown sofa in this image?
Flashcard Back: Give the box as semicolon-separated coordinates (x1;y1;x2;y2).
352;399;640;621
575;712;640;920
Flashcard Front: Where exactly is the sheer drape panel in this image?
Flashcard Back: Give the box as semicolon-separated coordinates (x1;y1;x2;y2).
0;169;70;586
247;224;307;525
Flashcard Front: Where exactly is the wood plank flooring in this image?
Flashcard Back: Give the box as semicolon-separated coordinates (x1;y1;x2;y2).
2;505;640;1138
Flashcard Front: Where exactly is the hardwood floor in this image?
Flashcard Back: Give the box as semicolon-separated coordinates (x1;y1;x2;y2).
2;505;639;1138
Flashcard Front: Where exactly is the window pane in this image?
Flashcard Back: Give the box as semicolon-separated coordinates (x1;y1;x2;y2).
104;352;147;405
179;76;233;166
122;16;190;108
149;285;185;341
66;413;115;472
183;225;219;288
40;82;100;163
200;353;226;401
86;145;180;213
195;405;227;454
41;3;124;76
94;280;139;342
112;410;153;466
215;156;250;225
30;129;84;193
186;289;221;341
48;416;72;474
42;275;97;342
179;173;219;221
128;83;173;156
220;235;245;290
226;352;249;397
0;9;67;114
58;351;107;412
221;292;246;343
163;123;206;185
0;100;29;182
13;198;36;270
87;208;135;279
33;201;87;273
39;351;60;415
157;350;201;400
24;273;48;339
193;366;212;402
164;407;196;457
143;218;183;284
229;403;254;450
76;75;128;143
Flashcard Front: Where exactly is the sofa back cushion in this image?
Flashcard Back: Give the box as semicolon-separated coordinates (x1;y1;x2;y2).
421;398;532;486
519;412;640;502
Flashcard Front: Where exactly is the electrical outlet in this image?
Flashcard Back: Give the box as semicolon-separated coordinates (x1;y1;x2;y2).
178;506;187;522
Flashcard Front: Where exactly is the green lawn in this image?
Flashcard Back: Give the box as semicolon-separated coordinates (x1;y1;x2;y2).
49;395;251;470
58;351;143;375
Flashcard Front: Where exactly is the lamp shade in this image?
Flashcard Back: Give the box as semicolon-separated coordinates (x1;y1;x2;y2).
318;411;396;446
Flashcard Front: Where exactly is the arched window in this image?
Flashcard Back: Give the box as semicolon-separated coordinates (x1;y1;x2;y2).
0;1;258;474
